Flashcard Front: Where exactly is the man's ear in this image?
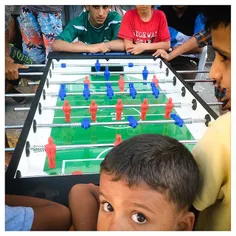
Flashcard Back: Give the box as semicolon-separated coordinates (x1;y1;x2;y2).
176;211;195;231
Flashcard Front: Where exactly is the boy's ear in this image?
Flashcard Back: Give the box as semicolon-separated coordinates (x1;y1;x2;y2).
176;211;195;231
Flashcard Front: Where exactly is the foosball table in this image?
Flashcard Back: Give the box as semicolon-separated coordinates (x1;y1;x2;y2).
6;52;218;206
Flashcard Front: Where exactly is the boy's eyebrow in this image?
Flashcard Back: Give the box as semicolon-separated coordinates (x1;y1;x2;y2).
132;202;155;214
213;46;231;58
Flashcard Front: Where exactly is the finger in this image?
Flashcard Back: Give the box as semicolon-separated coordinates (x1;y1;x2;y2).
18;64;29;69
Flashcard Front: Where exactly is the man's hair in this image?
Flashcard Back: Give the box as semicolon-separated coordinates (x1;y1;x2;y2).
100;134;199;210
204;5;231;30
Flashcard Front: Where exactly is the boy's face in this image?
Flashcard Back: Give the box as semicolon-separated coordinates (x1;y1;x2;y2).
88;6;110;27
136;5;152;14
97;172;194;231
210;24;231;111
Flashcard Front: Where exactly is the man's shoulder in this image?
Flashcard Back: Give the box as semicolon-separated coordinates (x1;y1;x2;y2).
107;11;122;21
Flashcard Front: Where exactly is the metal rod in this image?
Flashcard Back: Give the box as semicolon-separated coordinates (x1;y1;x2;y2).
5;148;15;152
48;103;180;110
49;79;174;85
46;89;176;97
207;102;223;106
185;79;214;83
52;70;165;75
14;107;30;111
13;101;223;112
42;103;182;110
177;70;209;74
5;125;24;129
5;93;35;97
30;139;198;153
36;118;206;129
19;72;43;76
53;62;160;68
24;64;46;67
28;81;40;85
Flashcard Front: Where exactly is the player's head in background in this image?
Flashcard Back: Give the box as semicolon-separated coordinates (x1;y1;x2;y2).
204;6;231;111
85;5;111;28
135;5;153;16
97;134;199;231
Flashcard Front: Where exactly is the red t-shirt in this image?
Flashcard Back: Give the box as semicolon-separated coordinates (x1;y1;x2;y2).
118;9;170;44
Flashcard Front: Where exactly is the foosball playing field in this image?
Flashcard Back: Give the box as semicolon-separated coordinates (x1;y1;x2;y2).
14;56;216;178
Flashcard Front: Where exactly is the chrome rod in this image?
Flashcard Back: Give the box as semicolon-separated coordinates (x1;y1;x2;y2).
46;89;178;97
5;125;24;129
36;118;205;129
5;93;35;97
42;103;182;110
24;64;46;67
177;70;209;74
19;72;43;75
5;148;15;152
52;70;165;75
53;62;160;68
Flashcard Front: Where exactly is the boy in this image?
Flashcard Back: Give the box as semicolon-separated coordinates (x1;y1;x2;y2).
191;6;231;230
53;5;124;53
69;134;200;230
5;194;71;230
118;5;170;55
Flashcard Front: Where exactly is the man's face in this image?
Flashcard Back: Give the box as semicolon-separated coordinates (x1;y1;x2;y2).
88;5;110;27
210;24;231;111
97;172;194;231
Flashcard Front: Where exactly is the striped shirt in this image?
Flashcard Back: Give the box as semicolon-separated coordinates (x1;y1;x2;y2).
194;29;212;48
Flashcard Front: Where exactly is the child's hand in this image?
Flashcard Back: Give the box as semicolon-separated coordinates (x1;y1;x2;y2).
5;61;28;80
153;49;169;60
126;43;146;55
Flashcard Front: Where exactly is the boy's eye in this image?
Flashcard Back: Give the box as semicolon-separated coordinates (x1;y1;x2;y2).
103;202;114;212
221;54;228;62
131;213;147;224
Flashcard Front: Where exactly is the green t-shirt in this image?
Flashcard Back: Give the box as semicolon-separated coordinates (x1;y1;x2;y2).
56;11;122;44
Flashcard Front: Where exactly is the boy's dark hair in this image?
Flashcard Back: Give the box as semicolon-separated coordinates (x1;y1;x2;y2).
204;5;231;30
100;134;199;211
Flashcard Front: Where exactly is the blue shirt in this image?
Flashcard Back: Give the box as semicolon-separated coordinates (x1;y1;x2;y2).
5;205;34;231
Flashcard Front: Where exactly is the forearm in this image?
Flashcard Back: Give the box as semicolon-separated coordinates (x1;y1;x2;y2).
168;37;199;61
145;41;170;51
69;184;100;231
124;39;134;49
105;39;125;51
6;194;71;231
52;40;89;53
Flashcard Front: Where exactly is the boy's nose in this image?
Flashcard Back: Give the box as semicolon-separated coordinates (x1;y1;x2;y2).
209;59;222;85
98;7;104;16
108;216;130;231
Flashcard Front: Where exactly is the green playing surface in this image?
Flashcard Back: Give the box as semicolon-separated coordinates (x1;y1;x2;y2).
44;74;195;175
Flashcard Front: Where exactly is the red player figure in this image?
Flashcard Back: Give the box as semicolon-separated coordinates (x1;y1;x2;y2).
72;170;83;175
114;134;122;146
140;98;149;120
152;75;159;88
89;100;98;121
45;137;56;169
115;99;123;120
165;98;174;119
84;76;90;88
62;100;71;122
118;75;125;92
